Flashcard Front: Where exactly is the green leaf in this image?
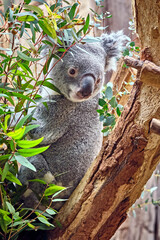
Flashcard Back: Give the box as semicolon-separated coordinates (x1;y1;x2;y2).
52;198;67;202
7;127;26;140
116;107;121;116
102;127;110;133
11;220;30;227
14;154;36;172
17;137;44;148
24;0;31;3
27;222;36;229
99;115;104;122
29;179;47;185
37;217;54;227
42;40;53;47
24;124;40;135
3;214;12;224
15;99;25;112
44;185;65;197
2;162;9;181
6;201;15;214
0;154;11;161
117;104;123;111
104;116;115;127
15;114;32;130
98;98;106;107
0;93;14;106
0;215;7;233
23;5;43;17
4;114;10;132
39;81;61;94
15;12;38;21
17;51;41;62
130;41;135;47
6;171;22;186
17;62;32;76
0;209;10;215
123;48;130;56
38;19;57;40
83;14;90;34
17;146;49;157
109;96;118;108
43;55;53;75
68;3;78;20
46;208;56;215
105;86;113;100
11;92;35;104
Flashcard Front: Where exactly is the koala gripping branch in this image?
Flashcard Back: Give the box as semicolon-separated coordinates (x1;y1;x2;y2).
49;75;160;239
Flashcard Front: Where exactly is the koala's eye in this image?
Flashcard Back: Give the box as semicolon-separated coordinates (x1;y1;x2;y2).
68;67;77;77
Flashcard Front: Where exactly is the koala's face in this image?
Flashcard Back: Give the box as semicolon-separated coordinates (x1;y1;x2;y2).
47;31;127;102
49;44;106;102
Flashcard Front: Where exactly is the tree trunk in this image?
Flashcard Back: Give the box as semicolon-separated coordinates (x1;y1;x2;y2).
48;0;160;239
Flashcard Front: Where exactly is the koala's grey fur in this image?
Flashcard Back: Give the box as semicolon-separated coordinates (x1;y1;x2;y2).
18;31;127;209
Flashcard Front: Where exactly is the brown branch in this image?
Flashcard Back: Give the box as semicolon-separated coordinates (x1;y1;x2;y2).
124;56;143;70
150;118;160;135
47;80;160;240
124;56;160;87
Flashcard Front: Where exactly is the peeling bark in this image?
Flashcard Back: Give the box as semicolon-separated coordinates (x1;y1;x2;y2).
48;78;160;240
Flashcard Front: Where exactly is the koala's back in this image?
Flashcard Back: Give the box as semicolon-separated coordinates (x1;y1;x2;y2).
40;94;103;190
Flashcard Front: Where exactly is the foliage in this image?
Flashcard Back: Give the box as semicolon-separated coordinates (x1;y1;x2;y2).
131;172;160;217
98;82;123;136
0;0;94;239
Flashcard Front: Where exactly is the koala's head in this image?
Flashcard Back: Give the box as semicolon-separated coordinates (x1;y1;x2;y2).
47;31;127;102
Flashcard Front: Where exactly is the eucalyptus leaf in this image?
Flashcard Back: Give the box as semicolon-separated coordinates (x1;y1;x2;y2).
109;96;118;108
23;5;43;17
83;14;90;34
7;127;26;140
6;172;22;186
17;137;44;148
17;51;41;62
44;185;65;196
37;217;54;227
105;86;113;100
14;154;36;172
17;146;49;157
6;201;15;214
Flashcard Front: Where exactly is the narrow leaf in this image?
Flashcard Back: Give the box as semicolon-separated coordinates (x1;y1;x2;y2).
2;162;9;181
15;114;32;130
17;51;41;62
24;124;40;135
17;146;49;157
23;5;43;16
37;217;54;227
17;137;44;148
7;127;26;140
6;172;22;186
6;201;15;214
83;14;90;34
44;185;65;197
14;154;36;172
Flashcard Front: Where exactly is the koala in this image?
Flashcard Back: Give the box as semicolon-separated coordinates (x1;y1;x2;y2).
18;31;127;209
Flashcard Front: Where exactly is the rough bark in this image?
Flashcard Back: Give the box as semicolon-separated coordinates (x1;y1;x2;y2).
48;0;160;239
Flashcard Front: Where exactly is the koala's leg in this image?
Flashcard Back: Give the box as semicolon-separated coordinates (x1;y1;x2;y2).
18;154;55;209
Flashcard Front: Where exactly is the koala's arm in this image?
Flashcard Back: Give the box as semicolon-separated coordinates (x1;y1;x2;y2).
30;96;71;145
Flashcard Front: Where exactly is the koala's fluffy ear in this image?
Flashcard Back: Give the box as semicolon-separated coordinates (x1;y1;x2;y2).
100;31;128;71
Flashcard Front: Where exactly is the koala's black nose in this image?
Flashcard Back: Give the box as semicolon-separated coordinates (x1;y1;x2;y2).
77;75;94;98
